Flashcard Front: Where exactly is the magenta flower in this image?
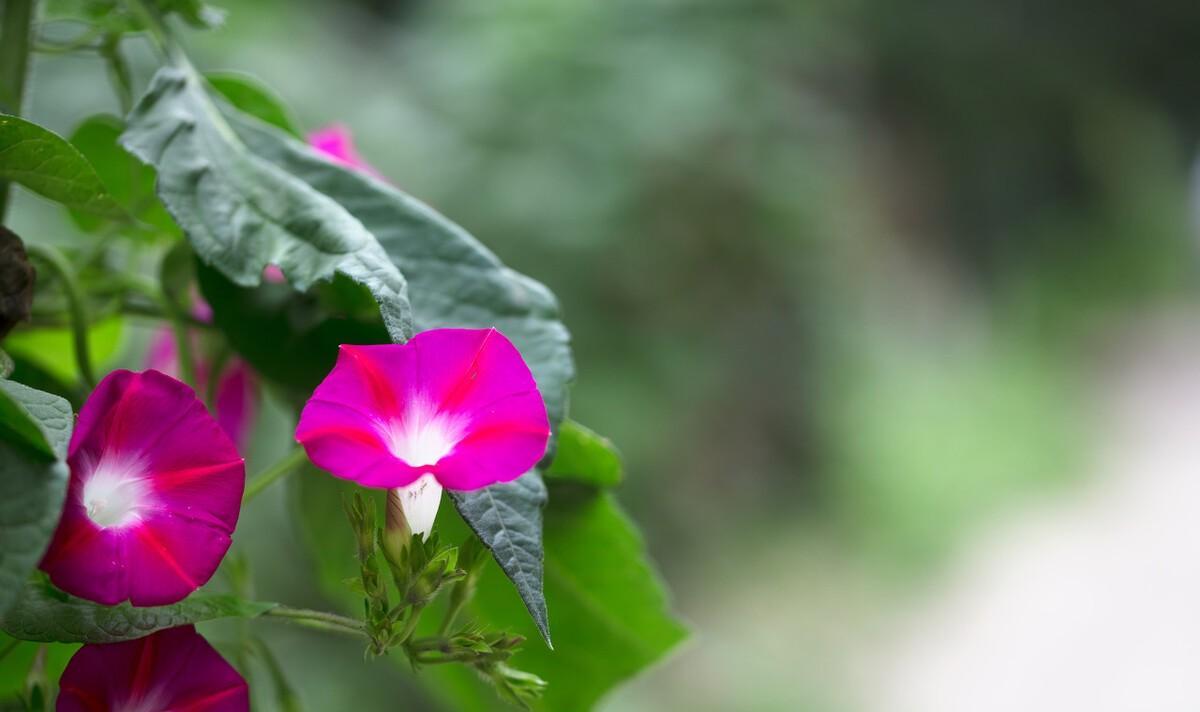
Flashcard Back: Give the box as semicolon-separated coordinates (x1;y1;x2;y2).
295;328;550;536
145;329;258;450
308;123;385;180
40;370;245;606
57;626;248;712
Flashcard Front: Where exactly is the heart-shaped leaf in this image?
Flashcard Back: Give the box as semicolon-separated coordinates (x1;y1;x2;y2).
0;115;123;218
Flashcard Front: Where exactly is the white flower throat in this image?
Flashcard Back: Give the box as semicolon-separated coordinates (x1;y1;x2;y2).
81;451;150;529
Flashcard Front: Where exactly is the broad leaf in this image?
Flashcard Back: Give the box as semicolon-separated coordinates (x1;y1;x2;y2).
0;381;72;615
544;421;622;488
68;114;177;236
448;473;550;646
0;115;123;217
120;67;413;343
207;72;301;137
222;109;574;430
431;488;688;711
0;582;276;644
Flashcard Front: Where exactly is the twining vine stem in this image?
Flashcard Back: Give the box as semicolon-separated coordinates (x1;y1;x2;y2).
0;0;37;222
243;447;309;503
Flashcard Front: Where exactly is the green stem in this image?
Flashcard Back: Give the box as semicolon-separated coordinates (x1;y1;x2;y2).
26;244;95;388
250;638;303;712
263;606;366;638
243;447;308;503
0;0;38;223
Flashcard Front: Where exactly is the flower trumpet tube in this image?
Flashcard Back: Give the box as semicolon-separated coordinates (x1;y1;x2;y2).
57;626;249;712
295;328;550;538
40;370;245;606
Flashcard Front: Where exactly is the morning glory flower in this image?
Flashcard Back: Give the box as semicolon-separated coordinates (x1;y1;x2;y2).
308;123;385;180
295;328;550;537
40;370;245;606
57;626;248;712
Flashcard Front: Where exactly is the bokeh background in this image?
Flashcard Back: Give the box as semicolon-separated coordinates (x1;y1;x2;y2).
13;0;1200;709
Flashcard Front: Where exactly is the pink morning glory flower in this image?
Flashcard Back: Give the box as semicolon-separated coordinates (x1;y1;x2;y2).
40;370;245;606
57;625;249;712
308;123;385;180
145;329;259;450
295;328;550;536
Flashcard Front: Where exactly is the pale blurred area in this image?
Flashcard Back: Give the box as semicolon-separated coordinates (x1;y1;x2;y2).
18;0;1200;709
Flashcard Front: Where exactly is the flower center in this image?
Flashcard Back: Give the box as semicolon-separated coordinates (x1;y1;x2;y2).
81;452;150;529
379;401;464;468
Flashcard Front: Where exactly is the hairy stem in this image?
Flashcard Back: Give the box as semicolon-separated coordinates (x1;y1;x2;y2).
263;606;366;638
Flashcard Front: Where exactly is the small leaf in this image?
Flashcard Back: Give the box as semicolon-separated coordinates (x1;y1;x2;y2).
0;582;277;644
0;381;72;615
120;67;413;343
207;72;301;137
0;227;34;339
68;114;177;237
545;421;622;488
0;115;124;218
448;473;550;647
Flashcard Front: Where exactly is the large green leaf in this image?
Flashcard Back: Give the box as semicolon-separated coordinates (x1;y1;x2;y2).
0;115;123;217
0;582;277;644
544;421;622;488
431;487;688;711
0;381;72;615
222;109;574;430
68;114;177;236
449;473;550;646
120;66;413;343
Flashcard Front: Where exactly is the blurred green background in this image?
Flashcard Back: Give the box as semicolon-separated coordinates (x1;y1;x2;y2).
11;0;1200;709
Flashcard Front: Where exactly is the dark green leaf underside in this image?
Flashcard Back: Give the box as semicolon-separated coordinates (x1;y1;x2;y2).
449;473;551;646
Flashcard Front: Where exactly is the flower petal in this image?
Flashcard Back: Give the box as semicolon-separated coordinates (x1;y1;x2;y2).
41;370;244;606
308;123;385;180
57;626;248;712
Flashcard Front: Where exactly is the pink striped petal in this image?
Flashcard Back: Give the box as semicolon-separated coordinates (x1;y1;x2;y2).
57;626;248;712
40;370;245;606
296;328;550;491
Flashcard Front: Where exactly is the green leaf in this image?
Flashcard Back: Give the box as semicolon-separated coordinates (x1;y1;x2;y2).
3;318;124;386
431;488;688;711
0;115;123;218
448;473;550;646
0;381;72;616
0;583;277;644
120;67;413;343
544;421;622;488
68;114;177;236
221;109;574;430
207;72;301;137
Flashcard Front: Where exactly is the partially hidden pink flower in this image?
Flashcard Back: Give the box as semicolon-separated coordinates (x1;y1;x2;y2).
308;123;385;180
57;625;249;712
40;370;245;606
145;329;258;450
295;328;550;536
